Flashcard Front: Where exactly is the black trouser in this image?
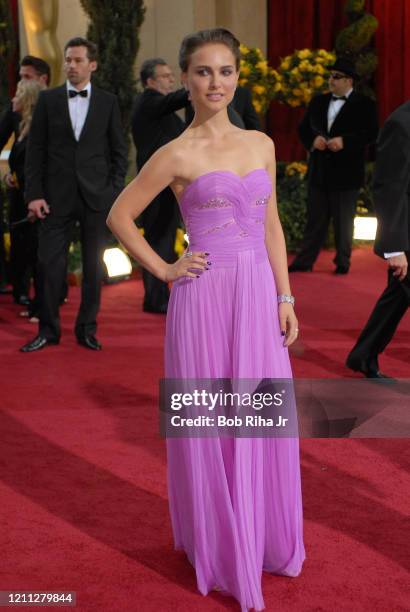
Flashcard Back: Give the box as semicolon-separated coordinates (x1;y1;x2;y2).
348;261;410;363
8;187;38;300
37;193;108;341
0;186;8;287
292;185;358;269
140;188;179;310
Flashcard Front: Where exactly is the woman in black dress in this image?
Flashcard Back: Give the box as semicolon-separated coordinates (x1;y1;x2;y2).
4;79;45;318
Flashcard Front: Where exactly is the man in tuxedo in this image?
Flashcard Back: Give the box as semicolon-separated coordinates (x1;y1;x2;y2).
20;37;127;352
346;102;410;378
132;58;190;313
289;58;379;274
0;55;50;296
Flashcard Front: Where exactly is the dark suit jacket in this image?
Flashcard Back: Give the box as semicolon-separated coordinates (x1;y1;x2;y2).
232;86;261;130
185;85;261;131
299;91;379;190
0;105;19;153
8;135;27;191
25;84;128;213
132;88;189;169
373;101;410;257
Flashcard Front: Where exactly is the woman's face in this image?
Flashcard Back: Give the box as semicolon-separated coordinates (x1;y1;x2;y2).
12;92;23;113
183;43;239;113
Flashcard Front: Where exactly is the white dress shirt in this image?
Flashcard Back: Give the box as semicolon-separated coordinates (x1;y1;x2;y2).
66;80;91;141
327;88;353;132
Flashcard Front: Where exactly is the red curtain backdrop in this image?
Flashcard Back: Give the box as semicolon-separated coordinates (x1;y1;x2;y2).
8;0;19;96
267;0;410;160
370;0;410;122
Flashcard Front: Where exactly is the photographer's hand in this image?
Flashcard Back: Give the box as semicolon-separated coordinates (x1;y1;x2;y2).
28;199;50;220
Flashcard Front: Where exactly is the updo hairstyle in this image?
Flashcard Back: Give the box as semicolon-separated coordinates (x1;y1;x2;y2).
179;28;241;72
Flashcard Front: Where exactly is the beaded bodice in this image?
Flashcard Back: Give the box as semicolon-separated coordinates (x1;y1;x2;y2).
179;169;272;254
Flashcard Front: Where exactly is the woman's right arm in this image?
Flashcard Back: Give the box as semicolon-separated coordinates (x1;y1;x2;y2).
107;145;207;282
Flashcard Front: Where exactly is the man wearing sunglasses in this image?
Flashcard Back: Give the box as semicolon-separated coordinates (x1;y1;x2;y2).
289;58;378;274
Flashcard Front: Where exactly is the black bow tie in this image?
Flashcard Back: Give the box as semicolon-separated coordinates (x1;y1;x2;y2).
68;89;88;98
331;95;347;101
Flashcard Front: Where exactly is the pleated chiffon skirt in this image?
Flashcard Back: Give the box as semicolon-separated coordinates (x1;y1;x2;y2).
164;251;305;611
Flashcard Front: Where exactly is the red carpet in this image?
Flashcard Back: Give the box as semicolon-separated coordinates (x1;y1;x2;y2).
0;247;409;611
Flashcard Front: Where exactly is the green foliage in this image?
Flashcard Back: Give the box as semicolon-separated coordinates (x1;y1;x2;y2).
276;162;308;251
335;0;378;98
0;0;16;110
345;0;366;19
355;51;378;77
336;14;378;55
79;0;145;135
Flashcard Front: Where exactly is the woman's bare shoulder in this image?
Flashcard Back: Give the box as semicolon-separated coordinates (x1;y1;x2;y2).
243;129;275;149
235;130;275;168
149;136;198;198
146;138;190;177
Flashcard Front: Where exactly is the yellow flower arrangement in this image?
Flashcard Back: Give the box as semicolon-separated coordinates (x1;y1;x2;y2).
285;162;308;178
239;43;277;114
298;49;311;60
255;60;268;75
312;75;324;87
253;84;266;95
174;228;187;258
239;45;335;113
273;48;336;108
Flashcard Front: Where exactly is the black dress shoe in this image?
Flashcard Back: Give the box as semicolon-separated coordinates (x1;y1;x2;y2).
345;356;392;379
288;263;313;272
335;265;349;275
143;303;168;314
20;335;59;353
77;335;102;350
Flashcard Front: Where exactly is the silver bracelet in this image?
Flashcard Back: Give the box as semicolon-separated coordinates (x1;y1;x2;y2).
277;294;295;306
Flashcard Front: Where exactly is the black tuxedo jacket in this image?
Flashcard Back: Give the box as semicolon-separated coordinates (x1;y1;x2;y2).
231;86;261;130
25;84;128;213
0;105;20;153
373;101;410;257
132;88;189;169
299;91;379;190
8;135;27;191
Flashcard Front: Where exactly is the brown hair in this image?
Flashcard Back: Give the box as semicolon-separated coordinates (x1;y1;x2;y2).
14;79;46;140
179;28;240;72
64;37;98;61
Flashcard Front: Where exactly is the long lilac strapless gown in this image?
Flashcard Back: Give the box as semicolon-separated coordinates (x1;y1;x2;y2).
164;169;305;611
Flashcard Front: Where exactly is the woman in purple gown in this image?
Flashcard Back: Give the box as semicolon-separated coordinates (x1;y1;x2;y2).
108;28;305;611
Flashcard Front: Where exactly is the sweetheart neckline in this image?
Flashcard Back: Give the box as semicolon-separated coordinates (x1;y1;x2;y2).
179;168;271;203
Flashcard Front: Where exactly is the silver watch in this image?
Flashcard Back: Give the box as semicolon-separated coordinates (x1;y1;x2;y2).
277;294;295;306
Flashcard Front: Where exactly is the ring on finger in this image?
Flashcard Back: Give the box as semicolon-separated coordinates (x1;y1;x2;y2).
185;251;193;257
